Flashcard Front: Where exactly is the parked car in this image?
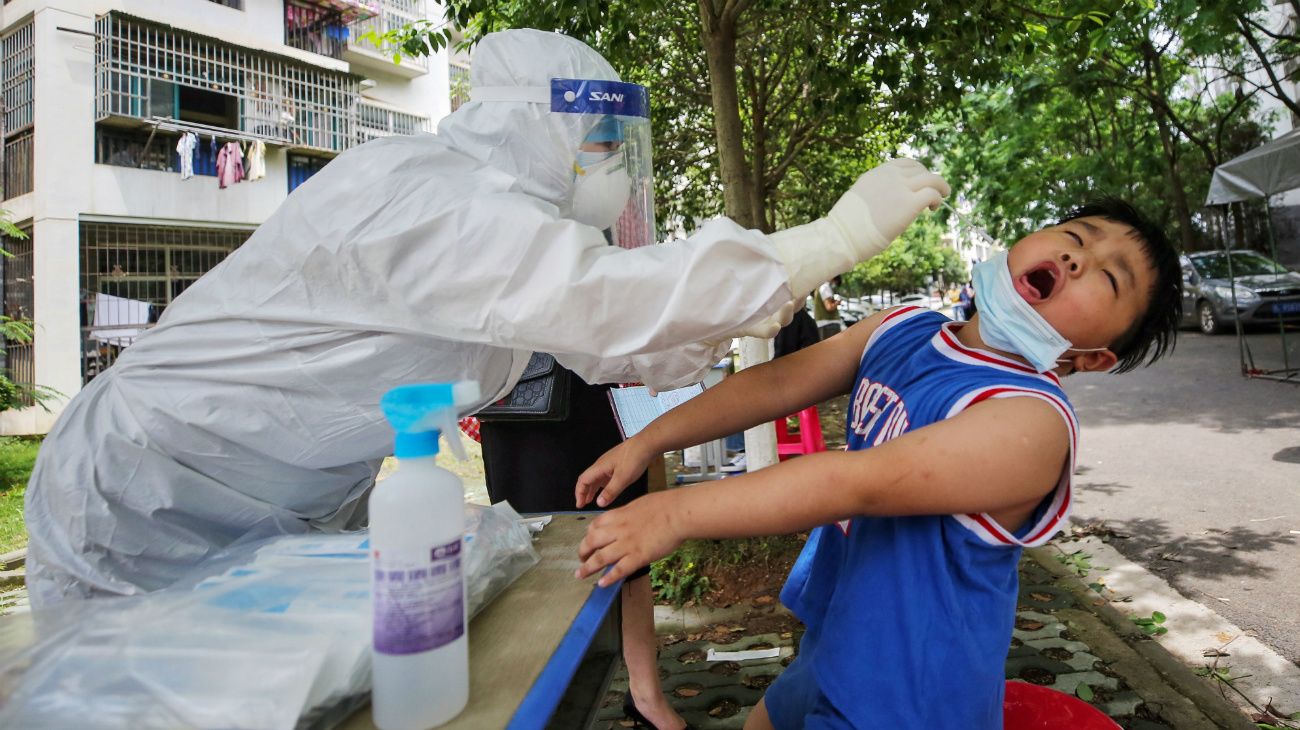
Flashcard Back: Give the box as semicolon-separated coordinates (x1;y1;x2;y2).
897;293;944;310
1180;250;1300;334
838;299;871;325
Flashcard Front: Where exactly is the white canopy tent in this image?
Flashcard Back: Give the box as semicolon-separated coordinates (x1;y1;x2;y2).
1206;128;1300;206
1204;129;1300;384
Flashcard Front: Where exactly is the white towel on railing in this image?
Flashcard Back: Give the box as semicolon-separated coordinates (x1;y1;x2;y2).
90;293;152;346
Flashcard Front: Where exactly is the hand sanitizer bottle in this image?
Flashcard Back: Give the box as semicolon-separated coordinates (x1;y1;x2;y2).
371;381;479;730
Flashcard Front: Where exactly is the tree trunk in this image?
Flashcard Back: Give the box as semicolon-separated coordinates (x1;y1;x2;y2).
1232;201;1246;249
698;2;776;472
698;1;758;228
1152;111;1197;251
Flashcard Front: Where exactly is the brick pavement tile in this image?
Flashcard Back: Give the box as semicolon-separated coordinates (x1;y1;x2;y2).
594;558;1188;729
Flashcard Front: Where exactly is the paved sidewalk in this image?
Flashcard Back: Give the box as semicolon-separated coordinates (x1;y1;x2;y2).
592;545;1261;729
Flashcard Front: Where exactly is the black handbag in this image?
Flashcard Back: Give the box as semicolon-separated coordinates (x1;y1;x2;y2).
475;353;572;422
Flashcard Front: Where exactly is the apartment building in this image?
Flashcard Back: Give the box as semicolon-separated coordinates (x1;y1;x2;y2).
0;0;469;434
1251;0;1300;264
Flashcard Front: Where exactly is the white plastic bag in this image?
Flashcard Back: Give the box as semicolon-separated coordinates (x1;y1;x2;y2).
0;501;539;729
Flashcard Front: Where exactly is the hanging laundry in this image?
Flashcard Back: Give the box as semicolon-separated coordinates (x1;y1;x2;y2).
175;132;197;180
216;141;245;189
245;140;267;182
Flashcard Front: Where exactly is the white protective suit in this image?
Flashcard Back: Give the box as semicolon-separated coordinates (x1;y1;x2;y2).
23;31;795;605
25;30;947;606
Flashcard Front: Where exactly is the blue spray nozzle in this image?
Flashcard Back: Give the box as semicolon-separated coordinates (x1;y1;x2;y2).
380;382;480;459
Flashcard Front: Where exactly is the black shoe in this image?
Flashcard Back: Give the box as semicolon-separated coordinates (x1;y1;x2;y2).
621;691;697;730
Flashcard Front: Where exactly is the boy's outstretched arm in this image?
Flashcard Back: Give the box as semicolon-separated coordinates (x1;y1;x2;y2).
576;393;1070;586
575;309;895;509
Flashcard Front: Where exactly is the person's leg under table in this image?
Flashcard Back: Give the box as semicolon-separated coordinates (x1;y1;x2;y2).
481;374;688;729
622;573;688;730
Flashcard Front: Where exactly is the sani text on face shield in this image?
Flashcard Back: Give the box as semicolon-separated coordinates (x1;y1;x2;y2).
552;79;657;248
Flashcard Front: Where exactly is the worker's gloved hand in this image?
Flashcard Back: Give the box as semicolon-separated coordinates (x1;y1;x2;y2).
770;158;950;300
726;299;797;340
683;299;795;376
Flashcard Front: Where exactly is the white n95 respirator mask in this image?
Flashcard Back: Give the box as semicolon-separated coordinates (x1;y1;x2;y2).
572;153;632;231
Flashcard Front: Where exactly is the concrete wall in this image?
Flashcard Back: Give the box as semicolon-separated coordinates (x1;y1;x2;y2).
0;0;451;434
0;6;97;435
89;158;288;224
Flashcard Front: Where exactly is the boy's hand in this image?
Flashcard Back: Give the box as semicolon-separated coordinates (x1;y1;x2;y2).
576;491;684;587
575;437;655;508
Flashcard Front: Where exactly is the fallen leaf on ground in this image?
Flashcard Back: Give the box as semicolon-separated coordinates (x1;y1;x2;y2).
675;687;701;698
1263;701;1293;719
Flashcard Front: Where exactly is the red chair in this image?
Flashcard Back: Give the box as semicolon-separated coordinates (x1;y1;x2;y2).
774;406;826;460
1003;681;1121;730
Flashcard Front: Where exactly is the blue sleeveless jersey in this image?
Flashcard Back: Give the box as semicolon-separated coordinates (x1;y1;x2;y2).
773;307;1078;729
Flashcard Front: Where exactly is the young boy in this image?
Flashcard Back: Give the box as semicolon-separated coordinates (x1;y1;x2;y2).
572;198;1183;728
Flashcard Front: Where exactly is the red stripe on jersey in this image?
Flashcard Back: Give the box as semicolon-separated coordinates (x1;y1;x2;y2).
962;386;1076;545
938;327;1062;386
966;387;1077;446
881;306;925;325
968;513;1015;544
1026;488;1073;544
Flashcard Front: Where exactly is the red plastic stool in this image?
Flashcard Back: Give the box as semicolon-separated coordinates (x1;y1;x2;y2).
1003;681;1121;730
774;406;826;461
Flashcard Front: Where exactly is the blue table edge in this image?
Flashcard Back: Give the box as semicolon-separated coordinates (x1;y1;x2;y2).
504;566;623;730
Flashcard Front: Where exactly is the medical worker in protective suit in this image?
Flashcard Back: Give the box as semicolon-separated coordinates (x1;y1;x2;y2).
27;23;944;633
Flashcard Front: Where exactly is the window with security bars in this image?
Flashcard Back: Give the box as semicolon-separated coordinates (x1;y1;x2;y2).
95;12;360;153
96;125;220;176
2;21;34;199
79;222;252;383
449;64;470;112
348;0;430;73
1;228;34;406
288;153;331;193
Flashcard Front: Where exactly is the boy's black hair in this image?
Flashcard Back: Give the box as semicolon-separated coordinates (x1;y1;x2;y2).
1057;198;1182;373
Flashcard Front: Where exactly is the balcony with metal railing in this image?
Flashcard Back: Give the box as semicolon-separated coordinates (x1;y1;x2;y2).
95;12;363;154
345;0;430;78
354;99;430;145
285;0;380;62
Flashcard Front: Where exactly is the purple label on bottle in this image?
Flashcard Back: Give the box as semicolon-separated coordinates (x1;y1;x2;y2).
372;538;464;655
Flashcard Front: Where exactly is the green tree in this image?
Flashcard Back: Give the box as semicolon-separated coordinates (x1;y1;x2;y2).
386;2;1047;234
0;210;58;412
924;0;1274;252
842;214;962;298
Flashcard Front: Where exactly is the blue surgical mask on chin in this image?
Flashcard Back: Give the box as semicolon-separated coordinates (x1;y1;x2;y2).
970;251;1107;373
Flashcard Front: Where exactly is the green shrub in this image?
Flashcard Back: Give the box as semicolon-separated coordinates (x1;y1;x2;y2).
650;535;806;606
0;378;18;412
650;540;713;607
0;436;42;553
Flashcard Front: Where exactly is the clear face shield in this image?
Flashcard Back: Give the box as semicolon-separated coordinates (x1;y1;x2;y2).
551;79;657;248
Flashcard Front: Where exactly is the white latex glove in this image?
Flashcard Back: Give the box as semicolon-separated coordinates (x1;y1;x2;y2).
769;158;950;300
726;299;797;340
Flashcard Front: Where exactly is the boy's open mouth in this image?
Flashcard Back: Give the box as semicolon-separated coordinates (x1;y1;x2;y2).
1016;261;1060;303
